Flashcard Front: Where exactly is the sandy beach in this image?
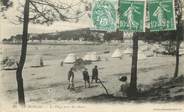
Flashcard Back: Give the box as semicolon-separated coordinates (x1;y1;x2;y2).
0;42;184;105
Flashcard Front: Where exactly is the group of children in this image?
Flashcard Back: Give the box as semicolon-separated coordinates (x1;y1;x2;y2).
67;65;99;89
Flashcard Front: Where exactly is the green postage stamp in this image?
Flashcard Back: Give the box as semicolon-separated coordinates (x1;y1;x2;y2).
91;0;176;32
91;0;117;32
119;0;146;32
148;0;176;31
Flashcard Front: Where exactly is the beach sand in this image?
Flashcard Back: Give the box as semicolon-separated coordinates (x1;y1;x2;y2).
0;42;184;105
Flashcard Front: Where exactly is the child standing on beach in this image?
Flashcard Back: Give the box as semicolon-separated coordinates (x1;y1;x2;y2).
67;67;74;89
91;65;98;83
82;68;90;88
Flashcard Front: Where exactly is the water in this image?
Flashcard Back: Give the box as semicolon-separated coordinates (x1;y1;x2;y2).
1;44;117;62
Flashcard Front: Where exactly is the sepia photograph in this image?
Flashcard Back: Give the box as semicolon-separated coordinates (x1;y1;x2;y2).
0;0;184;112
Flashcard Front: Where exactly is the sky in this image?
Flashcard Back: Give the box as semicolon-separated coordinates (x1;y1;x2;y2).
0;0;91;40
0;19;90;39
0;0;184;40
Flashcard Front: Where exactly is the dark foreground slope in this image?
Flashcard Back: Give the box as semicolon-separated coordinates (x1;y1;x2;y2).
78;75;184;103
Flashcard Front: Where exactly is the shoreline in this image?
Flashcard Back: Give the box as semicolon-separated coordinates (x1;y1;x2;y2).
1;42;102;46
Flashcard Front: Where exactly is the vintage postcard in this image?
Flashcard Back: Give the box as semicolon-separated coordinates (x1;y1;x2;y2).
0;0;184;112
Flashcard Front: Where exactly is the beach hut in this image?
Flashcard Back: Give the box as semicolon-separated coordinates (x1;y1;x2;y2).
180;42;184;49
123;48;132;54
111;49;122;58
83;52;91;61
138;52;147;60
83;52;99;61
90;52;99;61
64;53;77;64
0;55;3;65
140;45;150;52
179;49;184;56
3;56;18;70
145;51;154;57
31;55;44;67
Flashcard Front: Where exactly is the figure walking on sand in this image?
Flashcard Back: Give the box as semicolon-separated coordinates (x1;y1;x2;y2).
83;68;90;88
123;2;141;29
153;2;170;27
67;67;75;89
91;65;99;83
